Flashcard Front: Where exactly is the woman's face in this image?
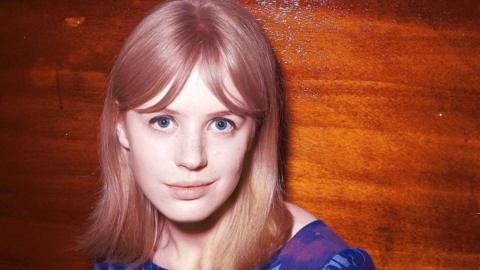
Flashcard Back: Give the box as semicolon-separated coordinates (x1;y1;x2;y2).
116;67;255;223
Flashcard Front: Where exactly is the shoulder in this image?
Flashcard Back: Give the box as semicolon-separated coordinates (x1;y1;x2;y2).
260;202;375;270
285;202;346;250
285;202;317;239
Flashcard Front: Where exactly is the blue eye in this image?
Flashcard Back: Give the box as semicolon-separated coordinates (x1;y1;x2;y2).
150;116;173;129
212;118;234;132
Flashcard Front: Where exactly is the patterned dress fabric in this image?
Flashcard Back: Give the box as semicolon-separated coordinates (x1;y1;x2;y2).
95;220;375;270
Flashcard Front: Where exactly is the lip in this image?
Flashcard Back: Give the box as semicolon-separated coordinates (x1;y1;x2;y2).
166;181;214;200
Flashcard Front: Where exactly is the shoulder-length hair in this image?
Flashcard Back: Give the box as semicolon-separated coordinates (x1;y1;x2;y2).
81;0;292;268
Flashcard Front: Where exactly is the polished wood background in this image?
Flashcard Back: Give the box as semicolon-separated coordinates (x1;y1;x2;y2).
0;0;479;269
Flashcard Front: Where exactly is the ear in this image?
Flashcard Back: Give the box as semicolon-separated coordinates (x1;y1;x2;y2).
116;116;131;150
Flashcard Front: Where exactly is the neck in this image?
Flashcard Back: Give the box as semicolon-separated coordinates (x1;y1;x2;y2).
152;202;231;269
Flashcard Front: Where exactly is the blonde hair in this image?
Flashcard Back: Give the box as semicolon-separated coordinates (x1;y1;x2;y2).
81;0;292;268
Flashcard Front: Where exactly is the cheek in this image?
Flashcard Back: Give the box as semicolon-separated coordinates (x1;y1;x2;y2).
212;144;245;159
209;136;250;176
127;134;174;182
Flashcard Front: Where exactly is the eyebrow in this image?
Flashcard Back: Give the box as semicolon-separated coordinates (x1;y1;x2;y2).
144;108;244;119
207;110;244;119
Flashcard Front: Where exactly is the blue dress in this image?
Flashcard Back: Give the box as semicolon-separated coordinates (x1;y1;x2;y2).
95;220;375;270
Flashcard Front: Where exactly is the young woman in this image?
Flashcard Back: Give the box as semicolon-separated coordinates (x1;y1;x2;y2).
82;0;375;269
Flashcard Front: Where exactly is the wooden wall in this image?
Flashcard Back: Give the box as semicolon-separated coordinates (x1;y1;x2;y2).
1;1;478;269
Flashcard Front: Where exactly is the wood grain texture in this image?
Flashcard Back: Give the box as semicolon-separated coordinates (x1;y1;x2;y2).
0;1;478;269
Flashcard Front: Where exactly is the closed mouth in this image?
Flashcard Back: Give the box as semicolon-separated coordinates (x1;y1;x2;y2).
166;181;215;200
166;181;214;188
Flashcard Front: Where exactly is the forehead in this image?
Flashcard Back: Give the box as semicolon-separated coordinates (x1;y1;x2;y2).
137;65;246;114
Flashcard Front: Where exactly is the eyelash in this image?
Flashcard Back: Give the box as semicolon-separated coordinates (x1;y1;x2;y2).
149;115;175;130
211;117;236;132
148;115;236;133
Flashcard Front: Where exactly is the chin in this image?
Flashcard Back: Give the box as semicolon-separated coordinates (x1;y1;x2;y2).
167;213;211;224
162;204;217;224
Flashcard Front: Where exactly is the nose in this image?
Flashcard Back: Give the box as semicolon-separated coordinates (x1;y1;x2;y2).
174;129;207;170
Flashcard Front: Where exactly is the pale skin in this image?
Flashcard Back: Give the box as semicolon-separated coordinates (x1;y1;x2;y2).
116;66;316;270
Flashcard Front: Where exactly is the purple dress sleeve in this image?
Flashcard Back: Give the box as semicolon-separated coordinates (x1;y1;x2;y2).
259;220;375;270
